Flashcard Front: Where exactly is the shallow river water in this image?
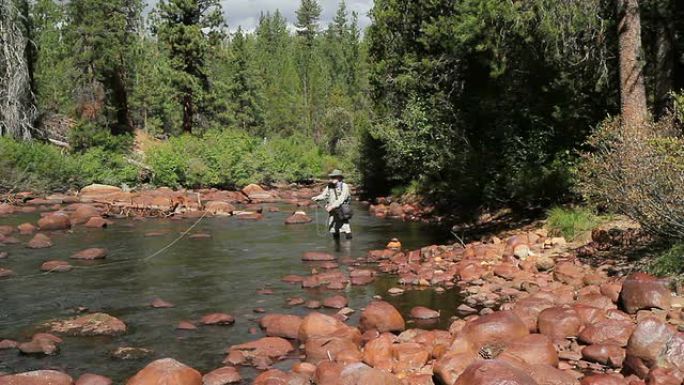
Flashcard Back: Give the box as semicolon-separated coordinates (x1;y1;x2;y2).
0;203;456;382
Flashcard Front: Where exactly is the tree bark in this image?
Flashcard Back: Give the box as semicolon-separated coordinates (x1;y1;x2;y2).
182;92;193;133
653;0;674;118
616;0;648;129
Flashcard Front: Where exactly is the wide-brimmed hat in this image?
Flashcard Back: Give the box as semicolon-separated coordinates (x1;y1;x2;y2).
328;169;344;178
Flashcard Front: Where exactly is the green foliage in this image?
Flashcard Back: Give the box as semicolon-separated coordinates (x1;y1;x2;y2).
546;206;602;241
154;0;226;133
69;120;133;153
648;243;684;278
366;0;617;209
0;137;137;192
146;129;343;188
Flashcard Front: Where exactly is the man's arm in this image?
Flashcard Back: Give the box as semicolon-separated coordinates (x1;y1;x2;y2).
312;187;329;202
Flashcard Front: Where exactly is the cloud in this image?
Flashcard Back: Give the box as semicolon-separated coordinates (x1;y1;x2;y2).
149;0;374;33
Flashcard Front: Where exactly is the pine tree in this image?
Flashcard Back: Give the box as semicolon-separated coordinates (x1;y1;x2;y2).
295;0;322;136
66;0;143;135
228;27;264;133
295;0;322;48
155;0;225;134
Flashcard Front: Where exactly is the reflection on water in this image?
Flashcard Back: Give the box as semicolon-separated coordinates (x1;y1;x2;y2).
0;203;455;382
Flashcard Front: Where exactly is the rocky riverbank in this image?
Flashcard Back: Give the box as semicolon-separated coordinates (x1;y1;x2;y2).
0;186;682;385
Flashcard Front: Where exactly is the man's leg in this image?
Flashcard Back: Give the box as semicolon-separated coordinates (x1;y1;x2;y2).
340;221;352;239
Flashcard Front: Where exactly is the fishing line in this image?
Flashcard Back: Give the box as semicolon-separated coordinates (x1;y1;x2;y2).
1;211;208;282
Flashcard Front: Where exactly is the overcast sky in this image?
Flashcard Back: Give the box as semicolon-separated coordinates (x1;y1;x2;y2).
148;1;374;33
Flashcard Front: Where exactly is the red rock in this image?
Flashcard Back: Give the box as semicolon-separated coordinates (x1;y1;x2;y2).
626;316;675;367
17;335;60;355
282;275;305;284
253;370;294;385
578;319;635;346
434;352;481;385
323;295;349;309
0;339;18;349
70;205;102;225
499;334;558;367
201;313;235;326
363;334;394;371
285;212;313;224
340;363;402;385
80;184;122;199
525;364;578;385
204;201;236;216
38;214;71;230
454;360;539;385
201;367;241;385
70;248;108;260
512;296;555;332
0;370;74;385
554;262;585;285
27;233;53;249
360;301;405;333
40;260;72;272
17;223;36;234
392;343;429;373
150;297;174;308
0;225;14;236
538;306;582;340
646;368;681;385
75;373;112;385
84;217;108;228
302;251;336;261
582;344;625;367
49;313;127;336
459;310;529;350
314;362;344;384
0;203;15;215
410;306;440;320
494;263;520;280
228;337;294;361
176;321;197;330
580;374;627;385
0;268;16;279
298;312;360;343
259;314;302;339
577;293;617;310
305;300;322;309
125;358;201;385
620;273;672;314
304;335;361;364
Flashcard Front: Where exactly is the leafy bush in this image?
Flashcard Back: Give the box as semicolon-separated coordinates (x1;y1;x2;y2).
0;137;138;192
546;206;602;241
69;120;133;153
577;114;684;239
146;129;345;188
648;243;684;279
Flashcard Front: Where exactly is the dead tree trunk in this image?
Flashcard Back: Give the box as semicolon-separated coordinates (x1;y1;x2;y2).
616;0;648;129
0;0;37;140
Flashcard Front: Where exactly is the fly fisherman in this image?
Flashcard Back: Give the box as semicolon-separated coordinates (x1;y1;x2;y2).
312;170;353;240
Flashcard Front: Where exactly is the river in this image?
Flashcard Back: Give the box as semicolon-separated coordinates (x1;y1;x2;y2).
0;203;457;382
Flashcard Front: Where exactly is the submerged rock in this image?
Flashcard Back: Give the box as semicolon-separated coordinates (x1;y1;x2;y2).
26;233;53;249
302;251;336;261
150;297;175;308
126;358;201;385
48;313;127;336
70;247;108;260
201;313;235;326
40;260;73;272
37;213;71;231
285;212;313;225
111;346;153;360
410;306;440;320
202;367;241;385
0;268;15;279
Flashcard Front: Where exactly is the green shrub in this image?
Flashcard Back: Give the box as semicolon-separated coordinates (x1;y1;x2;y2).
0;137;138;193
546;206;602;241
146;129;345;188
69;120;133;153
648;243;684;279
